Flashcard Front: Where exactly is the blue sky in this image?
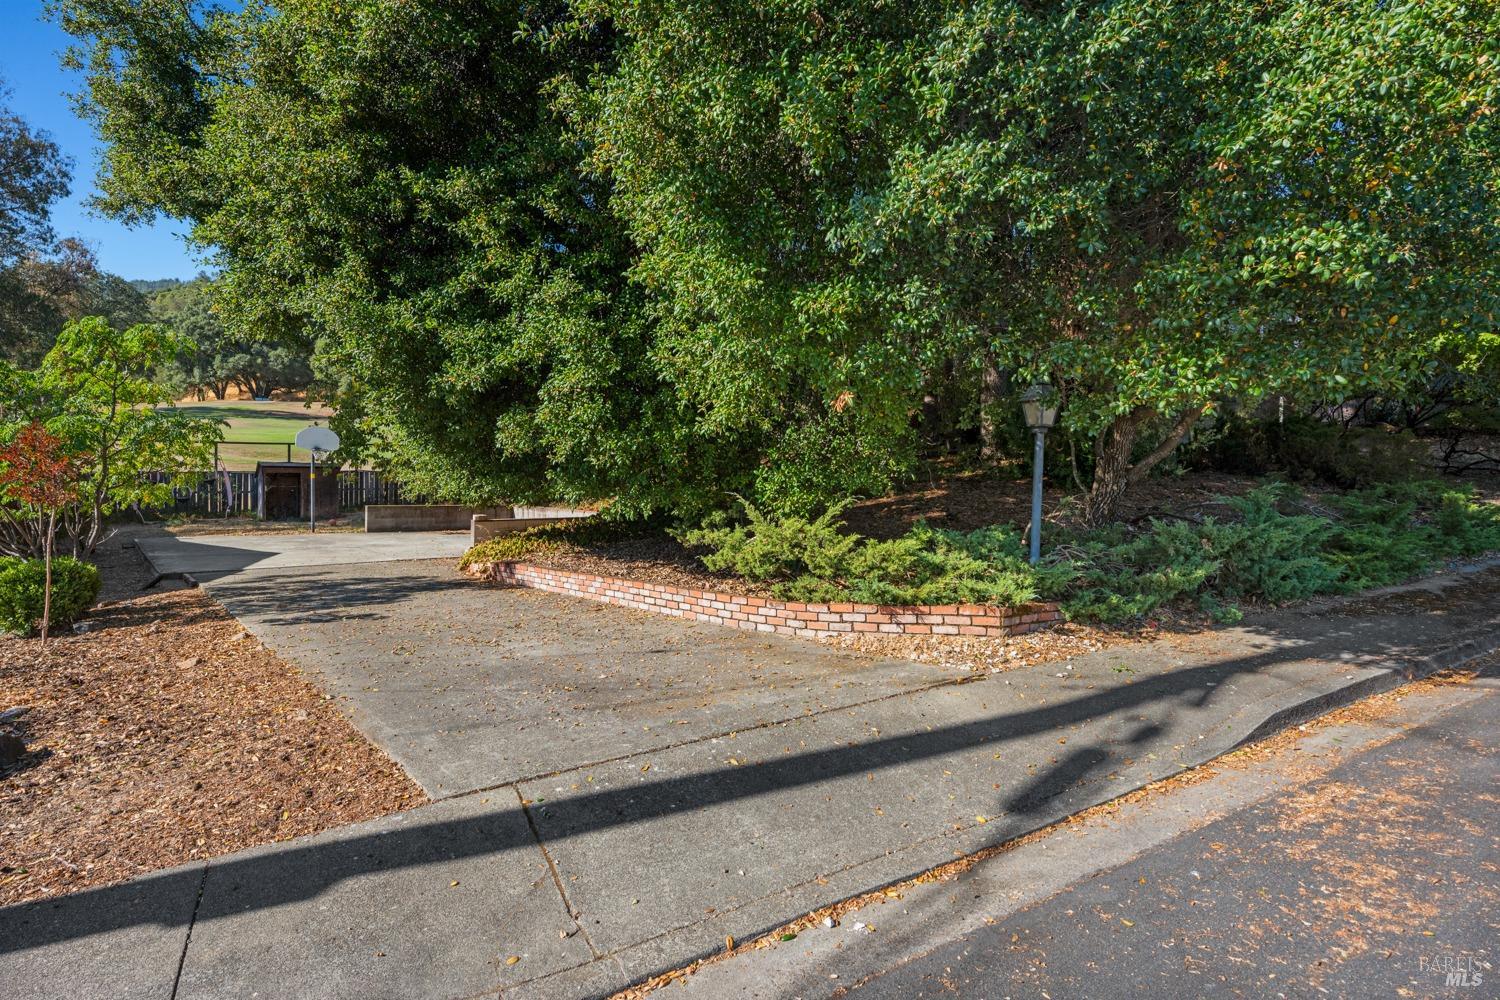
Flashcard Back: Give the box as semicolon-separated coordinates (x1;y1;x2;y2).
2;2;203;281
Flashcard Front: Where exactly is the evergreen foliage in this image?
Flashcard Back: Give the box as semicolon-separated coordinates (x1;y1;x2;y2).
678;484;1500;622
0;555;99;635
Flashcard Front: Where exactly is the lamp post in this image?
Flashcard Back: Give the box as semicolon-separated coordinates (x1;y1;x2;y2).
1020;384;1060;565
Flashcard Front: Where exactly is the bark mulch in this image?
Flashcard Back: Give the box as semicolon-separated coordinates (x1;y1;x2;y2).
0;583;425;907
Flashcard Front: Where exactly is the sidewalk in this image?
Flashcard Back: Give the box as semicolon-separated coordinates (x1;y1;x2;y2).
5;563;1499;1000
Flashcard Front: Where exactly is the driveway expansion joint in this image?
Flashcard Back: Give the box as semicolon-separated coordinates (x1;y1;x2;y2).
167;864;209;1000
516;786;603;961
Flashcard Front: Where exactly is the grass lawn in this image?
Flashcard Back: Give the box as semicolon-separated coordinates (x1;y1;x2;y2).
171;399;334;470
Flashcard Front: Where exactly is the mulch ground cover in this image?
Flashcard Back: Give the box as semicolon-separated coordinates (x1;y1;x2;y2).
0;536;424;907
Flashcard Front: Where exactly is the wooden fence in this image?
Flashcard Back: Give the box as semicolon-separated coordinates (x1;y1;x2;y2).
145;469;419;517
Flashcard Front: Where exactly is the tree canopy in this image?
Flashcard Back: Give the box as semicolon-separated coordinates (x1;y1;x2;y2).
53;0;1500;520
0;239;151;365
587;0;1500;520
0;80;71;270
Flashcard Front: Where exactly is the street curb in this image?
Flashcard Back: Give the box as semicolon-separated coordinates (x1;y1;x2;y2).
1235;621;1500;748
592;621;1500;1000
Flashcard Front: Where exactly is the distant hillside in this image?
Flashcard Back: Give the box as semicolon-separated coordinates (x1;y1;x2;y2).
128;277;186;294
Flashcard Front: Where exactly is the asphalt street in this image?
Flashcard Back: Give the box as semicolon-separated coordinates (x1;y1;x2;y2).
840;678;1499;999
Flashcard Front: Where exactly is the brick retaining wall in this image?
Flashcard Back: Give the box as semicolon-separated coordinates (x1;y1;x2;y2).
465;560;1061;640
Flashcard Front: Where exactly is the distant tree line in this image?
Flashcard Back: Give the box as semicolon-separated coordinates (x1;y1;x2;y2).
149;277;315;400
0;79;313;403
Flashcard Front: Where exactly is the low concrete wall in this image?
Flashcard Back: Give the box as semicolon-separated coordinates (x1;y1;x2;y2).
470;508;594;545
365;504;513;533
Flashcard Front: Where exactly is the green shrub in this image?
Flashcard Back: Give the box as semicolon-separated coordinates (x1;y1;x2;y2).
1201;415;1430;487
677;501;1044;606
0;556;101;636
676;482;1500;625
1323;481;1500;589
459;516;639;568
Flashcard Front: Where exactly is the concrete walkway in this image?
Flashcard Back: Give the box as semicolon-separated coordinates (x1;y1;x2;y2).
5;537;1500;1000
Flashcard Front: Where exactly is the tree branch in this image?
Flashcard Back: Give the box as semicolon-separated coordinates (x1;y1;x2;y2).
1127;404;1206;484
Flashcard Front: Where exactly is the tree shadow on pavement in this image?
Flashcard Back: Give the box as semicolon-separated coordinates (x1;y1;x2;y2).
1;629;1454;954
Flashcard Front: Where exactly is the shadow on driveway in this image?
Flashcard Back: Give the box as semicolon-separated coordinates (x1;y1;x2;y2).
0;631;1449;955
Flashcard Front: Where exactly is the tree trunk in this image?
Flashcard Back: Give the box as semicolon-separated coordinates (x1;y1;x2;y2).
1085;411;1144;527
1084;404;1206;527
40;510;54;646
978;354;1009;462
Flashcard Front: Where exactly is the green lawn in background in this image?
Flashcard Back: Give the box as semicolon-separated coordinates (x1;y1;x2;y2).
170;400;335;470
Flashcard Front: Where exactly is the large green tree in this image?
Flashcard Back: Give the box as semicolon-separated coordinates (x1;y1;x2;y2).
587;0;1500;521
54;0;751;514
0;239;151;365
0;79;71;269
56;0;1500;522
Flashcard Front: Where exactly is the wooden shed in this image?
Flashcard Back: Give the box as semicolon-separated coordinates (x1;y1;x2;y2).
255;461;339;521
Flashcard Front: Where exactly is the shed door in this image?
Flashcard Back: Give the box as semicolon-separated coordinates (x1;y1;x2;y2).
264;472;302;519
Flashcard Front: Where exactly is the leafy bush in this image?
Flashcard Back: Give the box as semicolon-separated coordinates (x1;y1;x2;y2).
459;516;640;568
677;482;1500;623
678;501;1046;606
1200;415;1430;488
0;556;101;636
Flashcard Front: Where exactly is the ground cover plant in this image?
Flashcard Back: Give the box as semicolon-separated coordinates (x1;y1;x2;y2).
667;482;1500;623
459;516;652;569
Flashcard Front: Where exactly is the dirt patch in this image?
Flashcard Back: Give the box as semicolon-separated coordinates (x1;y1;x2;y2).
813;617;1184;672
0;588;425;907
89;527;159;604
844;469;1263;538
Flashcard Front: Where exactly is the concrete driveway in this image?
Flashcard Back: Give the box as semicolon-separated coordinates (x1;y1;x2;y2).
136;533;962;798
210;561;960;796
135;529;472;577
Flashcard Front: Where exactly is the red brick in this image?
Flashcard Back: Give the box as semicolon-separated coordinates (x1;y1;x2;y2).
905;624;932;634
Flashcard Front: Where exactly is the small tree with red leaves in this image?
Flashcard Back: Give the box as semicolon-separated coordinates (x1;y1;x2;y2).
0;423;82;644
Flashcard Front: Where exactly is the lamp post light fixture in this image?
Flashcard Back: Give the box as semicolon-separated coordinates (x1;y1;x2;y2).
1020;383;1060;565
